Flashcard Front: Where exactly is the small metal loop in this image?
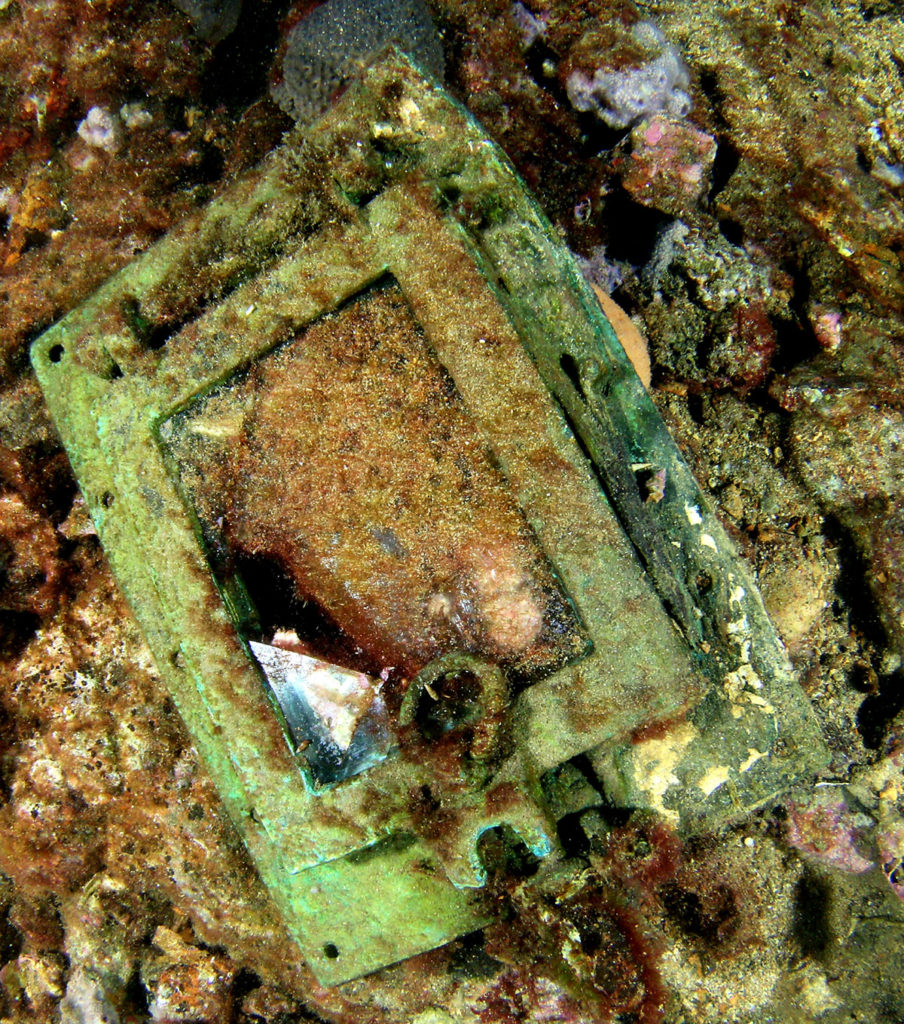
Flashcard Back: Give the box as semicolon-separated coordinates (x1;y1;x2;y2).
399;651;508;761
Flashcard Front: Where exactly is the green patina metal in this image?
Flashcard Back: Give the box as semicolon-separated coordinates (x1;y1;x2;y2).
32;51;828;985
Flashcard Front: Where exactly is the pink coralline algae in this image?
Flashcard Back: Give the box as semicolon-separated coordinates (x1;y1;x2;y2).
616;114;717;216
878;819;904;902
809;305;844;353
785;789;875;875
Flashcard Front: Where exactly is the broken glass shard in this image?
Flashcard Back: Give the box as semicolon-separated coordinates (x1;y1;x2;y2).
250;640;392;786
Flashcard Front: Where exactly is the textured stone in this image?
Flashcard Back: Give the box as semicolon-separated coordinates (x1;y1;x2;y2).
616;115;716;216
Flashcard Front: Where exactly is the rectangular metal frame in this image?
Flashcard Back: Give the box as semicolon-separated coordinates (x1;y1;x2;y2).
32;50;827;983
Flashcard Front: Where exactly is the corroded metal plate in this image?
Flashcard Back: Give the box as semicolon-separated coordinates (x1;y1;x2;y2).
31;50;827;984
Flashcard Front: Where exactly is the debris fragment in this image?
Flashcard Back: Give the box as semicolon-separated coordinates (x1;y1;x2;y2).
591;282;652;387
76;106;123;154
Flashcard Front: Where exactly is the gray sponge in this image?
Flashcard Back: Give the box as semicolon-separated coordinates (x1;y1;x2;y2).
272;0;444;123
566;21;691;130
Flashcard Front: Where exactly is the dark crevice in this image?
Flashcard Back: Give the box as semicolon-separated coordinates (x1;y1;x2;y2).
817;515;900;748
708;138;741;203
659;880;738;945
0;699;20;799
523;36;562;95
770;264;820;374
693;325;715;375
824;515;886;649
0;907;23;963
200;1;296;112
558;351;585;400
717;218;744;246
20;229;51;257
770;314;820;375
230;968;262;1020
686;392;705;425
547;754;631;851
890;52;904;87
573;109;631;158
568;752;605;793
0;610;40;663
174;141;226;190
448;931;503;981
556;810;591;857
857;668;904;750
232;552;381;676
739;385;784;432
123;968;150;1016
477;825;541;880
122;295;177;351
162;95;192;127
792;869;832;958
434;10;466;87
601;190;673;267
699;67;732;133
860;0;901;20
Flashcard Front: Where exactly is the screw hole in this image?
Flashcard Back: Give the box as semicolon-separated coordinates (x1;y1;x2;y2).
48;344;64;363
323;943;340;959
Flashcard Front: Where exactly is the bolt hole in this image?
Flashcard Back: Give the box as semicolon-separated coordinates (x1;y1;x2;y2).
101;491;114;508
323;943;340;959
48;344;64;363
695;572;713;594
559;351;586;400
476;825;540;880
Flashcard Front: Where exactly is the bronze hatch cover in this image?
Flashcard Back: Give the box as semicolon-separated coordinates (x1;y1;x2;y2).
31;50;827;984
